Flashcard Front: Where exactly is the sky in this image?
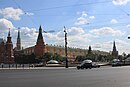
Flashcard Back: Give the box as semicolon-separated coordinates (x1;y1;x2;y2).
0;0;130;55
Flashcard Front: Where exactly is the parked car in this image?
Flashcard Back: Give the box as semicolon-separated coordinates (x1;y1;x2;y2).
77;60;92;69
111;59;122;67
47;60;59;64
92;62;100;68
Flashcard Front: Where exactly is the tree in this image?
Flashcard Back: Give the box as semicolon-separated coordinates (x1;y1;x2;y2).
127;54;130;58
53;53;64;62
14;53;37;64
43;52;64;62
75;55;85;62
43;52;53;62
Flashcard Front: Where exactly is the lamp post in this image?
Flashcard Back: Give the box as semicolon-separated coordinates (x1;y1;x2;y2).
64;26;68;68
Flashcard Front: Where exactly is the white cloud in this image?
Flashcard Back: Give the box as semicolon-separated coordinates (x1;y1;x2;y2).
89;16;95;20
75;17;88;26
111;19;118;24
43;27;91;48
59;27;91;48
0;7;24;20
0;18;14;32
127;24;130;28
57;27;85;37
75;11;95;26
112;0;130;5
67;27;85;35
90;27;124;36
92;43;102;48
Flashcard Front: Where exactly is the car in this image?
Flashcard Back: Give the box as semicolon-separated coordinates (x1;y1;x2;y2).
111;59;122;67
92;62;100;68
77;60;92;69
47;60;59;64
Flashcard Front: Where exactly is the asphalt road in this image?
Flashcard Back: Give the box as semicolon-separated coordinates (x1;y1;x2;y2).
0;66;130;87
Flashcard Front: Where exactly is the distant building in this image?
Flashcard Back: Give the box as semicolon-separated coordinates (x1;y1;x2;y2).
0;29;14;64
112;41;118;58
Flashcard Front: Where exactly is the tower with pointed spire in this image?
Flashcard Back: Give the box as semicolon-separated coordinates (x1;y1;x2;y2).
34;25;45;57
16;28;21;51
88;45;92;55
112;41;118;58
6;29;14;64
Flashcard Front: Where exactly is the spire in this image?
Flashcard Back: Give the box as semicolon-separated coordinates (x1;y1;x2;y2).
8;28;10;37
112;40;118;58
37;25;43;40
88;45;92;54
89;46;91;51
17;28;20;39
36;25;44;45
16;28;21;51
7;28;12;43
113;41;117;51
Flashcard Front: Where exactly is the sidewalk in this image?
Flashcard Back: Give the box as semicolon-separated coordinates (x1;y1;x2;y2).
0;66;76;70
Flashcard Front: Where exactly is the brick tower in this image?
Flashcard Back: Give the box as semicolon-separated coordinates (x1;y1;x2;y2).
34;26;45;58
6;29;14;64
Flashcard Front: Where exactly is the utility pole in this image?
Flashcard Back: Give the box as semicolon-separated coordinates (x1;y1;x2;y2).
64;26;68;68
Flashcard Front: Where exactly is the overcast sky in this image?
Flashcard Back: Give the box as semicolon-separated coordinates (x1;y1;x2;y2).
0;0;130;54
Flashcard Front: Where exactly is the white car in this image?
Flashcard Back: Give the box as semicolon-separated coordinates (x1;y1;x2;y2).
47;60;59;64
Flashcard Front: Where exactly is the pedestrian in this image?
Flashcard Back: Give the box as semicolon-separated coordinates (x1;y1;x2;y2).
2;64;3;69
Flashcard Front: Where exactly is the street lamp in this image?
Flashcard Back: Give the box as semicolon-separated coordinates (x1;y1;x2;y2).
64;26;68;68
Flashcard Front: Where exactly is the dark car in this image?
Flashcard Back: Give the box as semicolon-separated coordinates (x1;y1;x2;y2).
111;59;122;67
77;60;92;69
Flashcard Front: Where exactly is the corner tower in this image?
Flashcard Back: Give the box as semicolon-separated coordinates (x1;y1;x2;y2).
34;26;45;57
6;29;14;64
